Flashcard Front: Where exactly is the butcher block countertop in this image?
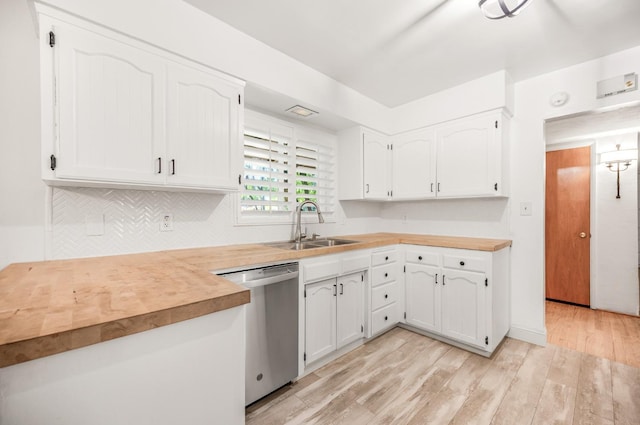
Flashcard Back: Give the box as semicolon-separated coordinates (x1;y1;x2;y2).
0;233;510;367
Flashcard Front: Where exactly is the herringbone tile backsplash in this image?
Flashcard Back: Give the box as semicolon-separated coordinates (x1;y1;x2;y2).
51;187;233;259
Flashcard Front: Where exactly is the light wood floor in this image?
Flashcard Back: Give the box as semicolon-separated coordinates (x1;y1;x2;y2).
246;327;640;425
546;300;640;368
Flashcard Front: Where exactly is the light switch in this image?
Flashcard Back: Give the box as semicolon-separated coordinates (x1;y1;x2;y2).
520;202;532;216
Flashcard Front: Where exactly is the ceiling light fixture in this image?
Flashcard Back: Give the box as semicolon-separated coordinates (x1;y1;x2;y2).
479;0;532;19
600;144;638;199
285;105;318;118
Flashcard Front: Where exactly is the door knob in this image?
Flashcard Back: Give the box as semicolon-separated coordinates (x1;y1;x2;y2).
579;232;587;238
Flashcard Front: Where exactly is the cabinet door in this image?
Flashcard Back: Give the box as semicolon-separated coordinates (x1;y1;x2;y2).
392;129;436;199
305;279;337;364
166;62;242;189
441;269;486;348
363;130;390;199
55;23;165;184
436;115;499;197
336;272;364;349
405;264;441;333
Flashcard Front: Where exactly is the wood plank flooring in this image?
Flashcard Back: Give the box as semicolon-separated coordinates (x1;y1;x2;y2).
546;300;640;368
246;327;640;425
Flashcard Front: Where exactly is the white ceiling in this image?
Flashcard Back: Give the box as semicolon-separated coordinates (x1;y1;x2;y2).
183;0;640;109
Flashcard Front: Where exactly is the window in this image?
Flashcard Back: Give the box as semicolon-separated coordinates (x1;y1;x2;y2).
238;111;336;224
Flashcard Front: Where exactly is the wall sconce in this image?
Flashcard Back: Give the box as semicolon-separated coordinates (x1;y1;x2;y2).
600;144;638;199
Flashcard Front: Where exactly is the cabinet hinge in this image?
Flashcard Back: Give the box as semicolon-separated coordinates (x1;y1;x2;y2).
50;154;57;170
494;182;498;191
304;352;306;361
238;94;241;105
495;120;498;129
485;278;488;287
49;31;55;48
485;336;489;345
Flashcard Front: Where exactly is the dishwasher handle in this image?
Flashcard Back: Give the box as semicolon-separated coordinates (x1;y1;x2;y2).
239;270;299;289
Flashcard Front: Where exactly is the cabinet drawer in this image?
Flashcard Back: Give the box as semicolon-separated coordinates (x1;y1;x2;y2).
405;250;439;266
371;250;398;266
303;259;340;283
372;282;399;310
371;263;397;287
342;255;370;275
371;303;398;335
442;254;486;273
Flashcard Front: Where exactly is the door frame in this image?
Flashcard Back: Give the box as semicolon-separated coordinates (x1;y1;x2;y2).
545;140;597;307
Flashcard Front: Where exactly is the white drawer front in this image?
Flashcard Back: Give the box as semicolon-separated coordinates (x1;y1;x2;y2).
371;303;398;335
405;250;439;266
302;259;340;283
371;263;397;287
371;250;398;266
372;282;398;310
341;255;370;275
442;254;486;273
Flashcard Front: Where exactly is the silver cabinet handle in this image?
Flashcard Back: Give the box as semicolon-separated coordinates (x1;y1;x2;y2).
157;157;162;174
437;182;441;192
366;184;370;193
340;283;344;295
431;183;434;193
333;284;337;296
170;159;176;175
435;273;438;284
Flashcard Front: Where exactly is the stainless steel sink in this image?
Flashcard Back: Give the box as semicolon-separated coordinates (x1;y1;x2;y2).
264;238;359;251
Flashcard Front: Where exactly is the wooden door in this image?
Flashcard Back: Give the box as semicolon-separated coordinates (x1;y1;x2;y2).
545;146;591;306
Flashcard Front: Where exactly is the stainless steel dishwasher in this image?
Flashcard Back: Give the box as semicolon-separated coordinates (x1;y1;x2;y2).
216;262;299;406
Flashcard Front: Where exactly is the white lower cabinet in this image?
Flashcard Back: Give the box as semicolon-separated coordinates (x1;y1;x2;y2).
405;263;440;333
301;251;369;366
441;269;486;348
370;247;401;335
403;245;509;354
304;272;364;364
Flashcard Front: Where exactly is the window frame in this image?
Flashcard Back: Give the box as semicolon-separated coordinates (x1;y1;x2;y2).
235;110;337;226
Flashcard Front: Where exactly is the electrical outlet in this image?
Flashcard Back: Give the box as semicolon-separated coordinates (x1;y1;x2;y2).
160;213;173;231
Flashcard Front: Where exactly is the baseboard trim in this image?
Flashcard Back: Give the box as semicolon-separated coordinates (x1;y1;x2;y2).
508;325;547;346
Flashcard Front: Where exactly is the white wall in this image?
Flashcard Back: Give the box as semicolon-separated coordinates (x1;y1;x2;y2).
0;0;47;270
594;134;639;315
510;45;640;344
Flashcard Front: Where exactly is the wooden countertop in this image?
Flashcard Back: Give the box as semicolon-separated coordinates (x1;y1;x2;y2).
0;233;510;368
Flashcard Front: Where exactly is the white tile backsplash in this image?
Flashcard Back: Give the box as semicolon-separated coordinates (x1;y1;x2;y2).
51;187;228;259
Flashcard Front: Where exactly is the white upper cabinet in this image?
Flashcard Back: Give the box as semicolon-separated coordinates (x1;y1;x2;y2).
166;62;241;190
55;23;166;185
436;111;506;198
337;110;509;201
363;129;390;200
40;14;244;192
392;128;436;200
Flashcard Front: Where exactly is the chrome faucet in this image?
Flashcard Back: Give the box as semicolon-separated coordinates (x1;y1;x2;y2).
294;200;324;243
